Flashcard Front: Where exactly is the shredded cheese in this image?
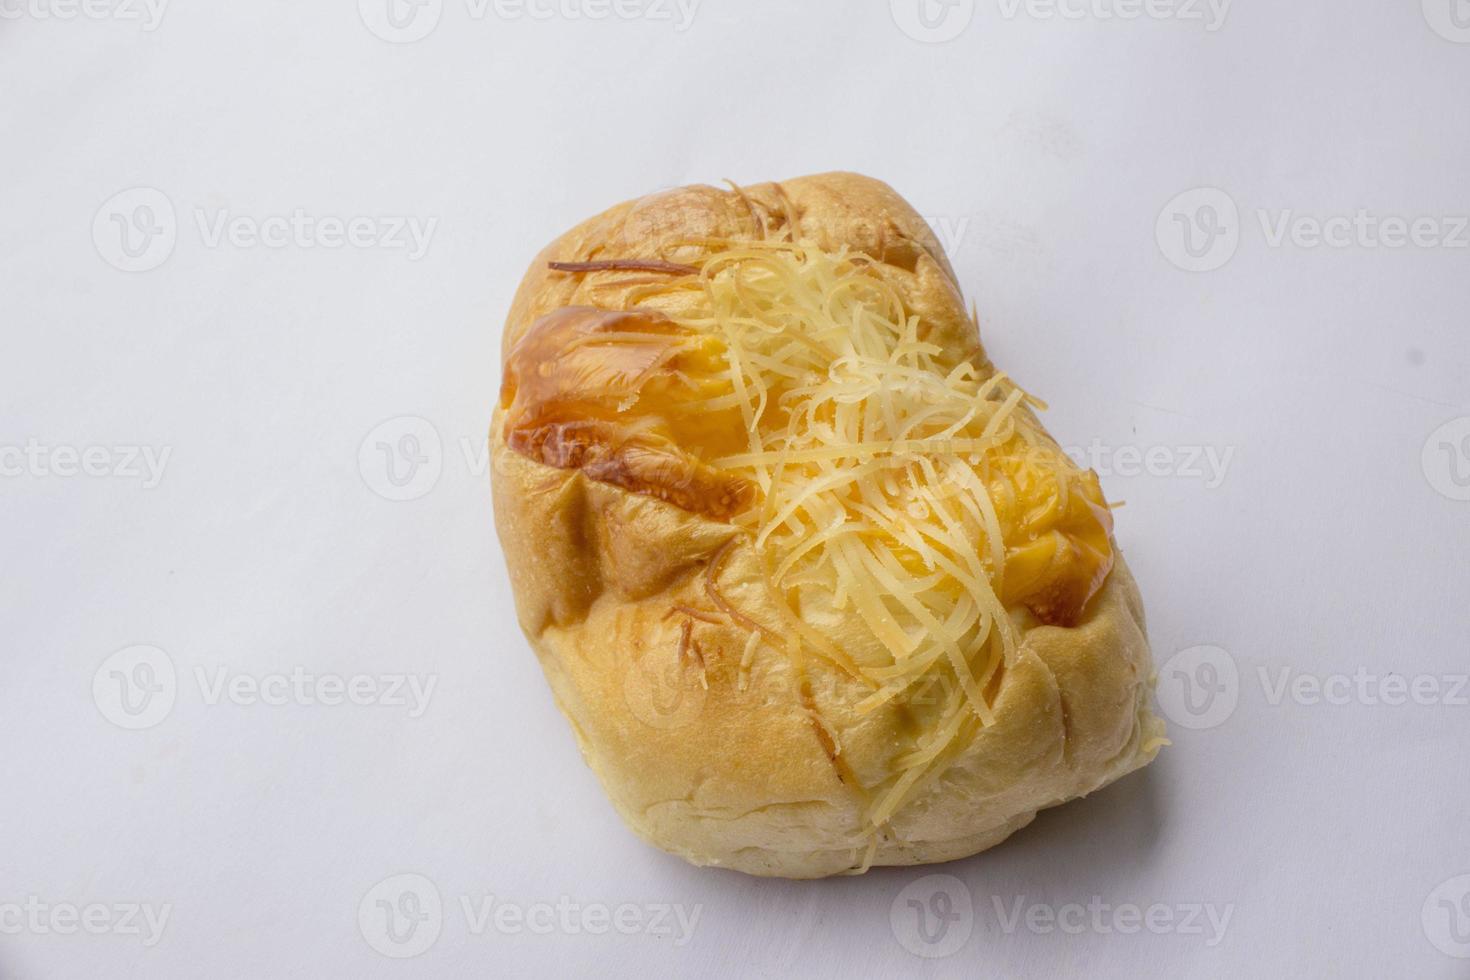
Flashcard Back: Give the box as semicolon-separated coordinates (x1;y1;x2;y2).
583;235;1108;829
653;239;1090;827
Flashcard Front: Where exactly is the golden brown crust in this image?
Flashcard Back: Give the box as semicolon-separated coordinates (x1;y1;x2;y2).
502;173;982;369
490;172;1164;878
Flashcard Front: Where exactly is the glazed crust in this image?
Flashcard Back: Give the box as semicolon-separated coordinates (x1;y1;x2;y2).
490;172;1164;878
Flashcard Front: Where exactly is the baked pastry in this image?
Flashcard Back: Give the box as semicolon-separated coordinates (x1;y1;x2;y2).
491;172;1166;878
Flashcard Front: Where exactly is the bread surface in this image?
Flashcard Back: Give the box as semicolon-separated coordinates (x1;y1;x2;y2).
491;172;1164;878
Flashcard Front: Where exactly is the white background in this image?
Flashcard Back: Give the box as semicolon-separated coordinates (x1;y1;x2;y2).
2;1;1468;976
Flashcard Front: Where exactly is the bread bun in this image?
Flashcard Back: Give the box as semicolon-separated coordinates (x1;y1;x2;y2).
491;172;1165;878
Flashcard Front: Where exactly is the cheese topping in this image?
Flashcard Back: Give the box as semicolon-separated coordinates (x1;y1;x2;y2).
505;237;1114;825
